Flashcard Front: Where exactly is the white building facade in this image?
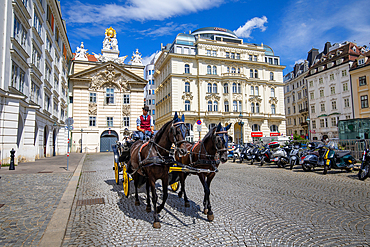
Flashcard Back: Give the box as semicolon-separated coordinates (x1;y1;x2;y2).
154;27;286;143
144;62;157;124
0;0;72;164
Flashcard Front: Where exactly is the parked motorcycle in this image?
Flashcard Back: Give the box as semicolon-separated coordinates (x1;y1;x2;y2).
232;145;243;162
239;143;255;163
250;144;263;165
260;142;280;166
289;143;303;170
323;142;356;174
357;137;370;180
274;145;292;168
300;142;329;173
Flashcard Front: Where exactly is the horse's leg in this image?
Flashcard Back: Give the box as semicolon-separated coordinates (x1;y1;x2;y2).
149;176;161;228
157;172;168;214
179;173;190;207
134;173;140;206
145;178;151;212
198;174;209;214
204;173;216;221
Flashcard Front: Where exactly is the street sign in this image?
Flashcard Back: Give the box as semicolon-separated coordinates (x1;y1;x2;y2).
197;120;202;125
197;125;202;132
66;117;74;126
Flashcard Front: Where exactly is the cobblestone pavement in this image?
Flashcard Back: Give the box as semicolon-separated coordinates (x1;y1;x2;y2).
0;173;72;246
63;153;370;246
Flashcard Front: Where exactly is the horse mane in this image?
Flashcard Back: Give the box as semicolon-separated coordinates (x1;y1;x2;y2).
154;120;173;143
202;127;216;143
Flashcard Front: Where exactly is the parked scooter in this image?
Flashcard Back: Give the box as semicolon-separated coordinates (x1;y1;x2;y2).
289;143;303;170
274;145;292;168
323;141;356;175
239;143;255;163
300;142;329;172
233;145;243;162
250;144;264;165
357;137;370;180
260;142;280;166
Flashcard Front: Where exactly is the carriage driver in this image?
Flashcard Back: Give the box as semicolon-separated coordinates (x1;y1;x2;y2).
136;105;154;140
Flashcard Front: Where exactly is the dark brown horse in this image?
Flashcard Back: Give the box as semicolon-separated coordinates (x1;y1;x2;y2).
129;113;187;228
175;123;231;221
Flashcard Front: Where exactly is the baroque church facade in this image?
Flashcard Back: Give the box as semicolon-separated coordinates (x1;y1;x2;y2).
69;28;146;152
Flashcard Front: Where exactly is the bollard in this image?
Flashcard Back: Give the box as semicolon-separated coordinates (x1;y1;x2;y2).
9;148;15;170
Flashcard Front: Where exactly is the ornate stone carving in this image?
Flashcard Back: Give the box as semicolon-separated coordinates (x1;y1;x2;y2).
122;105;130;116
269;97;278;104
182;92;193;101
248;95;262;103
75;42;88;61
90;65;130;91
129;49;143;65
88;102;97;115
233;94;242;101
205;93;220;101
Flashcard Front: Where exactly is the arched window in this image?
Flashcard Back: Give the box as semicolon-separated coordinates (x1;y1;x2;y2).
208;101;213;111
238;101;242;112
209;123;217;130
251;86;254;95
213;101;218;111
207;83;212;93
256;103;260;113
250;69;254;78
271;88;275;97
270;72;274;81
271;104;276;114
233;100;237;112
224;83;228;93
232;83;237;93
224;101;229;112
207;65;211;74
185;123;193;136
254;69;258;78
213;83;217;93
213;66;217;75
227;67;230;73
185;100;190;111
185;82;190;92
251;103;255;113
252;124;260;131
185;64;190;74
255;86;259;95
237;68;240;74
237;83;241;93
270;125;278;132
231;67;236;73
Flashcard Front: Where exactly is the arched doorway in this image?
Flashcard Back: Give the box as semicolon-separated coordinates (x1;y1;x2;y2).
44;126;49;157
234;123;242;145
53;129;57;156
100;130;118;152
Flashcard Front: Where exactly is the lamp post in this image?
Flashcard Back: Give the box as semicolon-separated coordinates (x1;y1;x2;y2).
306;117;310;141
80;129;83;153
53;122;57;156
238;112;244;145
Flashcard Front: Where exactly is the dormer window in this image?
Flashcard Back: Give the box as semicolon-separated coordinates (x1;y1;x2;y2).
336;50;342;55
352;46;357;52
321;57;325;62
358;58;365;66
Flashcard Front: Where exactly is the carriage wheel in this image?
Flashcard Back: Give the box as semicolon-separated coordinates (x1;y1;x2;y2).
114;161;119;185
170;181;179;192
122;165;130;198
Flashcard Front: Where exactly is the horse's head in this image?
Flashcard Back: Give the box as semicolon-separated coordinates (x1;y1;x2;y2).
170;112;187;157
213;123;231;163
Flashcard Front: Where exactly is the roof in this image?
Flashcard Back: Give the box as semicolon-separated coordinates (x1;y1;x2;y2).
71;53;98;62
350;50;370;71
191;27;237;38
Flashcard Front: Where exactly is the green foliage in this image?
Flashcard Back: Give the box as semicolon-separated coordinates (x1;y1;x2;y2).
293;134;305;140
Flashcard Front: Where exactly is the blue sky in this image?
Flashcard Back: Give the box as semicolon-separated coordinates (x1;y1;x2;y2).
61;0;370;73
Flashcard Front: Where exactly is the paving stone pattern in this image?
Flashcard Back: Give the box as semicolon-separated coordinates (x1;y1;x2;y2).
0;173;72;246
63;153;370;246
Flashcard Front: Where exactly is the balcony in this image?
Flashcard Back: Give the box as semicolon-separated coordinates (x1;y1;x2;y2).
299;108;308;113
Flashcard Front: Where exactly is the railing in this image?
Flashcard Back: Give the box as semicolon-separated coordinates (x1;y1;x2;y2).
299;108;308;113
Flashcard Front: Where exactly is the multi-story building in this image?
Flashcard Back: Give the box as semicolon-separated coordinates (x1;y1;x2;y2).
0;0;72;164
154;27;286;143
349;51;370;118
306;41;362;140
284;61;309;138
143;54;160;124
68;28;147;152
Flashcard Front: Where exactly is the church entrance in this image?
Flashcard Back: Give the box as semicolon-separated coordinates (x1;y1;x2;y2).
100;130;118;152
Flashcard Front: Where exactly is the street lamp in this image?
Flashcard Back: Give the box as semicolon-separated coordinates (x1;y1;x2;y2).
238;112;244;145
80;129;83;153
53;122;57;156
306;117;310;141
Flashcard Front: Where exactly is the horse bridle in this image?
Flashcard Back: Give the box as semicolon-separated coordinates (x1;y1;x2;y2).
171;121;187;149
214;130;228;154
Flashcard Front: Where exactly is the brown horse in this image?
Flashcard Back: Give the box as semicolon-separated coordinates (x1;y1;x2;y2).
175;123;231;221
129;113;187;228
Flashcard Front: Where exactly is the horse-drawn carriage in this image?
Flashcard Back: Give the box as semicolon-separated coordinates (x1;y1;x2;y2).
111;113;231;228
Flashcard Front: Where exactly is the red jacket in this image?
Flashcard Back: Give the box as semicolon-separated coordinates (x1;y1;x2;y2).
140;115;151;131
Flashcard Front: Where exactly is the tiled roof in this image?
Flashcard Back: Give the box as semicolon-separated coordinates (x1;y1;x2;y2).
71;53;98;62
350;50;370;71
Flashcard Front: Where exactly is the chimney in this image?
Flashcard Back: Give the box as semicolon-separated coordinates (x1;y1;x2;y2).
323;42;331;55
294;64;300;77
307;48;319;67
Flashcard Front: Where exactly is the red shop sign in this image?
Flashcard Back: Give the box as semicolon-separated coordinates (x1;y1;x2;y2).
251;132;263;137
270;133;280;136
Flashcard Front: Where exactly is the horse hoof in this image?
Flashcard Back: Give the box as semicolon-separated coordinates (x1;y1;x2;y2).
146;206;151;213
153;222;161;228
207;214;214;222
135;201;140;206
203;209;208;215
185;202;190;208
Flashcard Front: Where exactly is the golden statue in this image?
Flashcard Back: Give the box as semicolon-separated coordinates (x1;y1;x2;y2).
105;27;116;39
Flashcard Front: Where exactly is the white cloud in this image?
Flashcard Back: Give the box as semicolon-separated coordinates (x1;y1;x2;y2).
142;51;161;66
65;0;224;24
294;59;305;65
234;16;268;38
138;22;197;37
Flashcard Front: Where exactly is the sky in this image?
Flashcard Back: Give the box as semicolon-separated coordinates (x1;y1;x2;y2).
61;0;370;73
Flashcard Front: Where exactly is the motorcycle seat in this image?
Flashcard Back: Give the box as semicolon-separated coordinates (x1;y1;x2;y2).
308;151;319;157
336;150;351;158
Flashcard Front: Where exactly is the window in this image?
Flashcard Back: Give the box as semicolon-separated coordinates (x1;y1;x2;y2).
310;92;314;100
231;67;236;73
152;99;155;105
208;101;213;111
207;65;211;74
89;116;96;127
325;118;328;128
271;88;275;97
320;90;324;97
207;83;212;93
185;100;190;111
233;101;237;112
330;74;334;80
255;86;259;95
232;83;237;93
361;95;368;108
185;82;190;93
252;124;260;131
287;107;290;115
309;81;313;87
236;53;240;59
332;101;337;110
251;86;254;95
152;90;155;95
237;83;241;93
207;50;211;56
224;101;229;112
287;97;290;103
321;103;325;112
123;117;130;127
311;105;315;113
250;69;253;78
342;70;347;76
208;123;217;130
123;94;130;104
254;69;258;78
227;67;230;73
13;16;27;47
213;66;217;75
33;11;42;37
106;88;114;104
185;64;190;74
359;76;367;86
271;104;276;114
213;83;217;93
45;94;50;111
358;58;365;65
254;55;257;61
294;119;296;125
152;109;155;115
319;119;324;128
312;120;316;129
46;36;52;53
270;72;274;81
212;50;217;57
274;58;278;65
249;55;253;61
224;83;228;93
148;99;152;105
69;96;73;103
107;117;113;127
331;117;337;127
226;52;230;58
256;103;260;113
298;92;301;100
89;93;96;103
270;125;278;132
31;82;40;105
32;46;41;69
330;86;335;95
11;62;25;93
238;101;242;112
213;101;218;111
231;53;235;59
319;78;323;84
293;106;296;113
237;68;240;74
344;98;350;108
343;83;348;92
